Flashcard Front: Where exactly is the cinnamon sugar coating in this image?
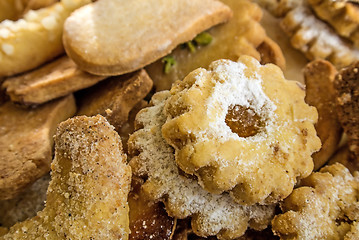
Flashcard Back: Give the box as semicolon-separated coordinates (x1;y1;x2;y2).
161;56;321;205
1;115;131;239
272;163;359;240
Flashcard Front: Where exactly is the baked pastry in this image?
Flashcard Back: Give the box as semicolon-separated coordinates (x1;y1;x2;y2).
146;0;285;91
0;0;90;77
1;115;132;239
308;0;359;47
304;60;342;170
128;91;275;239
63;0;232;75
281;6;359;68
162;56;321;205
334;61;359;161
77;69;153;131
272;163;359;239
3;56;106;105
0;94;75;200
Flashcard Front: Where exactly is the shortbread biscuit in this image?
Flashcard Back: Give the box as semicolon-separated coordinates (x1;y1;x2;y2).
308;0;359;47
0;0;90;77
281;6;359;68
0;174;49;227
128;91;276;239
146;0;285;91
0;94;75;200
3;56;106;105
334;61;359;161
63;0;232;76
304;60;342;170
77;69;153;131
162;56;321;205
1;115;132;239
272;163;359;240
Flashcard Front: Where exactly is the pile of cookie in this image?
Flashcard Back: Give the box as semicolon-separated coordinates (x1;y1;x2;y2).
0;0;358;239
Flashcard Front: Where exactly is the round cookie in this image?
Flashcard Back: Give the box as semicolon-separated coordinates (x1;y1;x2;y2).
162;56;321;205
128;91;276;239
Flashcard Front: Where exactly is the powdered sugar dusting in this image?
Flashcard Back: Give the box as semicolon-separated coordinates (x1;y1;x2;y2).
203;59;277;142
129;92;275;238
283;6;359;67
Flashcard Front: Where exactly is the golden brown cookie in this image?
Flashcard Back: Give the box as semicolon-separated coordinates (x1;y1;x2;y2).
334;61;359;161
1;115;132;239
162;56;321;205
3;56;106;105
0;95;75;200
281;6;359;68
0;0;90;77
308;0;359;47
128;91;276;239
146;0;285;91
272;163;359;240
304;60;342;170
63;0;232;76
77;69;153;131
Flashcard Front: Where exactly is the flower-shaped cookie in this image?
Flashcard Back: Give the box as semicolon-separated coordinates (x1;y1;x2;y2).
272;163;359;239
128;92;275;239
162;56;321;205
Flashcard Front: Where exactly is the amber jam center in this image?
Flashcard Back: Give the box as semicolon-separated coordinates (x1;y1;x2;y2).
225;104;264;138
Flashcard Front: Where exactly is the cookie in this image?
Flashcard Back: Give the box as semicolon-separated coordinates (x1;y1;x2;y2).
334;61;359;161
3;56;106;105
304;60;342;170
63;0;232;76
308;0;359;47
128;91;276;239
77;69;153;131
162;56;321;205
1;115;132;239
281;6;359;68
0;94;75;200
146;0;285;91
272;163;359;239
0;0;90;77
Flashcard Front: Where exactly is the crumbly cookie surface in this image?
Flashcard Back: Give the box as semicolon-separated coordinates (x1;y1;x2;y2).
272;163;359;240
304;60;342;170
308;0;359;47
281;5;359;68
128;91;275;240
0;94;75;200
1;115;132;240
63;0;232;75
161;56;321;205
334;61;359;161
